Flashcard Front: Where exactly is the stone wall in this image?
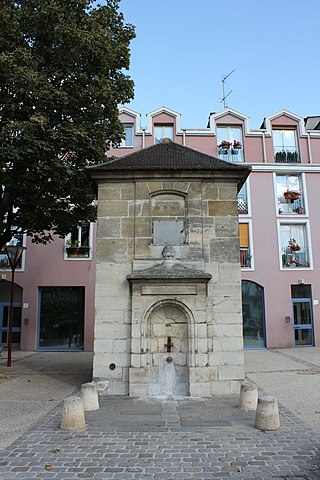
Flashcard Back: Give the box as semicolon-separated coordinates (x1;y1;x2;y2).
93;177;244;396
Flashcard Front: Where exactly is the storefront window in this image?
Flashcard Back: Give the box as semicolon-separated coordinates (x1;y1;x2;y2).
38;287;84;350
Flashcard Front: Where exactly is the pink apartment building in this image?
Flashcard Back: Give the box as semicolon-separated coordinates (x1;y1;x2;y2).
1;106;320;351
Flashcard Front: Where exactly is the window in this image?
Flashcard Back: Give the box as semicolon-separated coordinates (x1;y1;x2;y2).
272;128;300;163
239;223;252;268
217;126;244;163
65;223;92;259
0;231;25;270
238;182;248;214
38;287;84;350
276;174;305;215
120;124;133;147
154;125;173;144
151;192;186;245
280;223;310;268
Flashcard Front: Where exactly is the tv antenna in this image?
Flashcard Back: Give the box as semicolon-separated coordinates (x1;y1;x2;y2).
221;69;235;109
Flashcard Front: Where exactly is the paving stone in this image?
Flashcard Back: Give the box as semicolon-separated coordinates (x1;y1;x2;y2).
0;397;320;479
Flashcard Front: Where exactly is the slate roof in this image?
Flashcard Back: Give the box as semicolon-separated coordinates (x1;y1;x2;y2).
305;116;320;131
89;141;251;174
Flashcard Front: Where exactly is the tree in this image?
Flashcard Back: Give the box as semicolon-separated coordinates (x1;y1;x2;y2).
0;0;135;249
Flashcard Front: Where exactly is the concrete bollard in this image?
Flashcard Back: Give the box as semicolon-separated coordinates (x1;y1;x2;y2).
60;396;85;431
81;382;100;411
239;381;258;411
255;394;280;431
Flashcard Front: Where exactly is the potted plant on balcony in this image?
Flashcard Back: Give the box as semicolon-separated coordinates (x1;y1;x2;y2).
66;240;90;258
275;151;287;163
284;189;301;201
218;140;231;151
288;238;300;252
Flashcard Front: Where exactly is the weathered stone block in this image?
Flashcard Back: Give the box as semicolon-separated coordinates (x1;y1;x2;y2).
97;218;121;239
135;217;151;237
202;183;219;200
219;186;237;200
190;382;211;397
98;200;129;217
218;365;245;381
209;238;240;263
215;217;239;238
121;218;135;238
208;201;238;216
189;366;217;383
221;337;244;351
96;239;129;263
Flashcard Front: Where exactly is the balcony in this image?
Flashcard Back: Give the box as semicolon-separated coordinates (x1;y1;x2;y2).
274;146;300;163
240;247;251;268
282;247;310;268
218;147;244;163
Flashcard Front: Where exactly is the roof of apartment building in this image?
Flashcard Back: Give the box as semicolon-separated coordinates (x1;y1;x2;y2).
304;116;320;130
89;140;251;174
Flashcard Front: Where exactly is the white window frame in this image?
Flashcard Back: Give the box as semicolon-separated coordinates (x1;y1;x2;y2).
277;219;312;271
273;172;308;217
64;223;93;261
240;219;254;271
238;179;251;217
120;124;134;148
154;125;174;144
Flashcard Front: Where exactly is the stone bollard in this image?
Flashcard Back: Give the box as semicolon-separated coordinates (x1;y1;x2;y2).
239;381;258;411
60;396;85;431
255;394;280;431
81;382;100;411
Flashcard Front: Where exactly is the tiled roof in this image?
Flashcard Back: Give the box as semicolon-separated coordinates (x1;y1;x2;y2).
90;141;251;173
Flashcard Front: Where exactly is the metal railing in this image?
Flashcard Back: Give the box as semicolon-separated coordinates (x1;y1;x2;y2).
218;147;244;163
277;194;305;215
274;146;300;163
240;247;251;268
238;193;248;214
281;247;310;268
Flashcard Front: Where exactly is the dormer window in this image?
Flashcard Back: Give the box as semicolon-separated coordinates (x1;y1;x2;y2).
217;126;244;163
154;125;173;144
272;128;300;163
120;124;133;147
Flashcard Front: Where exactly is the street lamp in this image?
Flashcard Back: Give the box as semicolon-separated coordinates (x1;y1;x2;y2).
4;245;26;367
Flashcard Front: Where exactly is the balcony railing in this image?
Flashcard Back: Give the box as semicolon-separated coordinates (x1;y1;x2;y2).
281;247;310;268
218;147;244;163
238;192;248;214
274;146;300;163
240;247;251;268
277;194;305;215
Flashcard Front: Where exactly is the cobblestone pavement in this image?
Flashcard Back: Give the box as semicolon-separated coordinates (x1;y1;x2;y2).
0;395;319;480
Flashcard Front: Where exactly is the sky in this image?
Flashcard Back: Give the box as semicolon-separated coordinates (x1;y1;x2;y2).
118;0;319;130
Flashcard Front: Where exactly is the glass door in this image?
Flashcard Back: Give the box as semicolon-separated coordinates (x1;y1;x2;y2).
0;304;22;348
292;299;314;346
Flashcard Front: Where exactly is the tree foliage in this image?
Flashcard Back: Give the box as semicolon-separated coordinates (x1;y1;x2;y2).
0;0;135;248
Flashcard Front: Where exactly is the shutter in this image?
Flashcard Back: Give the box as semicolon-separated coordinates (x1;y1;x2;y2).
239;223;249;248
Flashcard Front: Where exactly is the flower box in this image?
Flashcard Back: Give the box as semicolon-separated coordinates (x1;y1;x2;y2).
66;247;90;258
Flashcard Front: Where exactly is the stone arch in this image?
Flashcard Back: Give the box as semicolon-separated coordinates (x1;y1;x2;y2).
143;299;194;397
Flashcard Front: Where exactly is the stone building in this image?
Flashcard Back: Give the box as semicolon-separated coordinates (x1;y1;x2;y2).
89;141;250;397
